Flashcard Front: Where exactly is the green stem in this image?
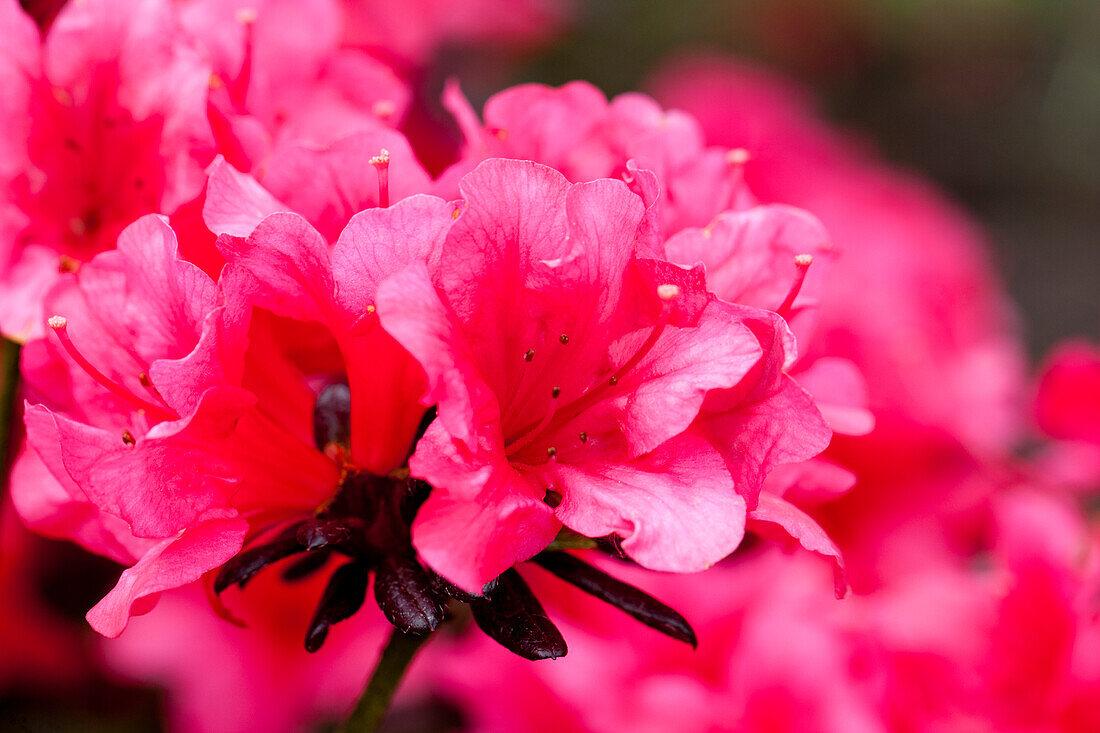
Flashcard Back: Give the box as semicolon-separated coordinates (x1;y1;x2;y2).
0;337;21;492
340;629;430;733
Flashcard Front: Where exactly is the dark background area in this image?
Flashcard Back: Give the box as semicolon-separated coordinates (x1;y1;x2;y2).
439;0;1100;359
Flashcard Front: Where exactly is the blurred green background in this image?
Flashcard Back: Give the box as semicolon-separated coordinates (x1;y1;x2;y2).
439;0;1100;357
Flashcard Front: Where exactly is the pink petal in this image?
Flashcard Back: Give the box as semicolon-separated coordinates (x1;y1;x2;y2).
261;129;431;241
412;464;560;593
0;245;58;342
749;492;847;598
664;204;832;342
697;374;832;508
15;413;149;564
331;194;453;320
554;433;746;573
376;262;480;447
605;309;763;456
218;212;335;323
35;387;255;539
202;156;287;238
794;357;874;436
86;514;248;638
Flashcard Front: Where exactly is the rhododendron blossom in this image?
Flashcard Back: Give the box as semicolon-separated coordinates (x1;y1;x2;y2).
378;158;832;592
8;6;1085;729
0;0;214;340
0;0;415;342
13;148;839;667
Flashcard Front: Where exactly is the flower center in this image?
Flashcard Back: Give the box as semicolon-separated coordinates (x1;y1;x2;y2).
503;284;681;459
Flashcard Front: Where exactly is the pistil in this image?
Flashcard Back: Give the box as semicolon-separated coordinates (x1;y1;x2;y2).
48;316;176;421
775;254;813;318
370;149;391;208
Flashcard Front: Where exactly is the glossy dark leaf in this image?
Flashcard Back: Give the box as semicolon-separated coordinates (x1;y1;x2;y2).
305;562;370;653
281;547;333;583
470;569;567;660
297;518;354;550
535;552;697;647
429;570;498;603
214;522;306;594
313;382;351;450
374;555;444;635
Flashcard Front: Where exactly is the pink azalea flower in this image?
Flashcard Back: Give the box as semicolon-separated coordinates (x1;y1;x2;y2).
431;489;1100;733
14;214;268;636
0;0;417;342
104;571;389;733
340;0;573;69
182;0;409;174
435;82;854;585
439;80;754;236
1035;340;1100;447
11;158;488;650
376;158;831;593
1031;340;1100;493
646;55;1026;456
0;0;214;341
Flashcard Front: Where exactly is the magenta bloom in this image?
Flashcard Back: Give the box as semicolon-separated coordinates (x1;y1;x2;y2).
646;55;1026;455
377;158;829;592
14;214;267;636
0;0;214;340
440;80;754;236
1035;340;1100;447
431;489;1100;733
186;0;408;174
340;0;573;68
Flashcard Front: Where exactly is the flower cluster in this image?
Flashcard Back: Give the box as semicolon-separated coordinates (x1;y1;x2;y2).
2;3;1095;733
4;0;844;676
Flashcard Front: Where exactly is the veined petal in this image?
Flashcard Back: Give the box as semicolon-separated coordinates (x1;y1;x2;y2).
554;433;746;572
86;514;248;638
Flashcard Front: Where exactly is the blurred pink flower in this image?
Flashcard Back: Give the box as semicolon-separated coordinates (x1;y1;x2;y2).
105;568;388;733
0;0;214;341
341;0;573;69
1030;340;1100;494
0;0;415;342
433;489;1100;733
180;0;408;173
647;55;1026;457
1036;340;1100;446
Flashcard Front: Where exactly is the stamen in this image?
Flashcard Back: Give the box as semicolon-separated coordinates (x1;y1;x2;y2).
371;100;396;121
122;431;136;446
775;254;813;318
504;386;561;457
370;149;390;208
559;334;569;345
229;9;257;108
504;286;679;458
48;317;175;420
524;349;535;362
58;255;80;274
578;432;587;443
727;148;751;165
